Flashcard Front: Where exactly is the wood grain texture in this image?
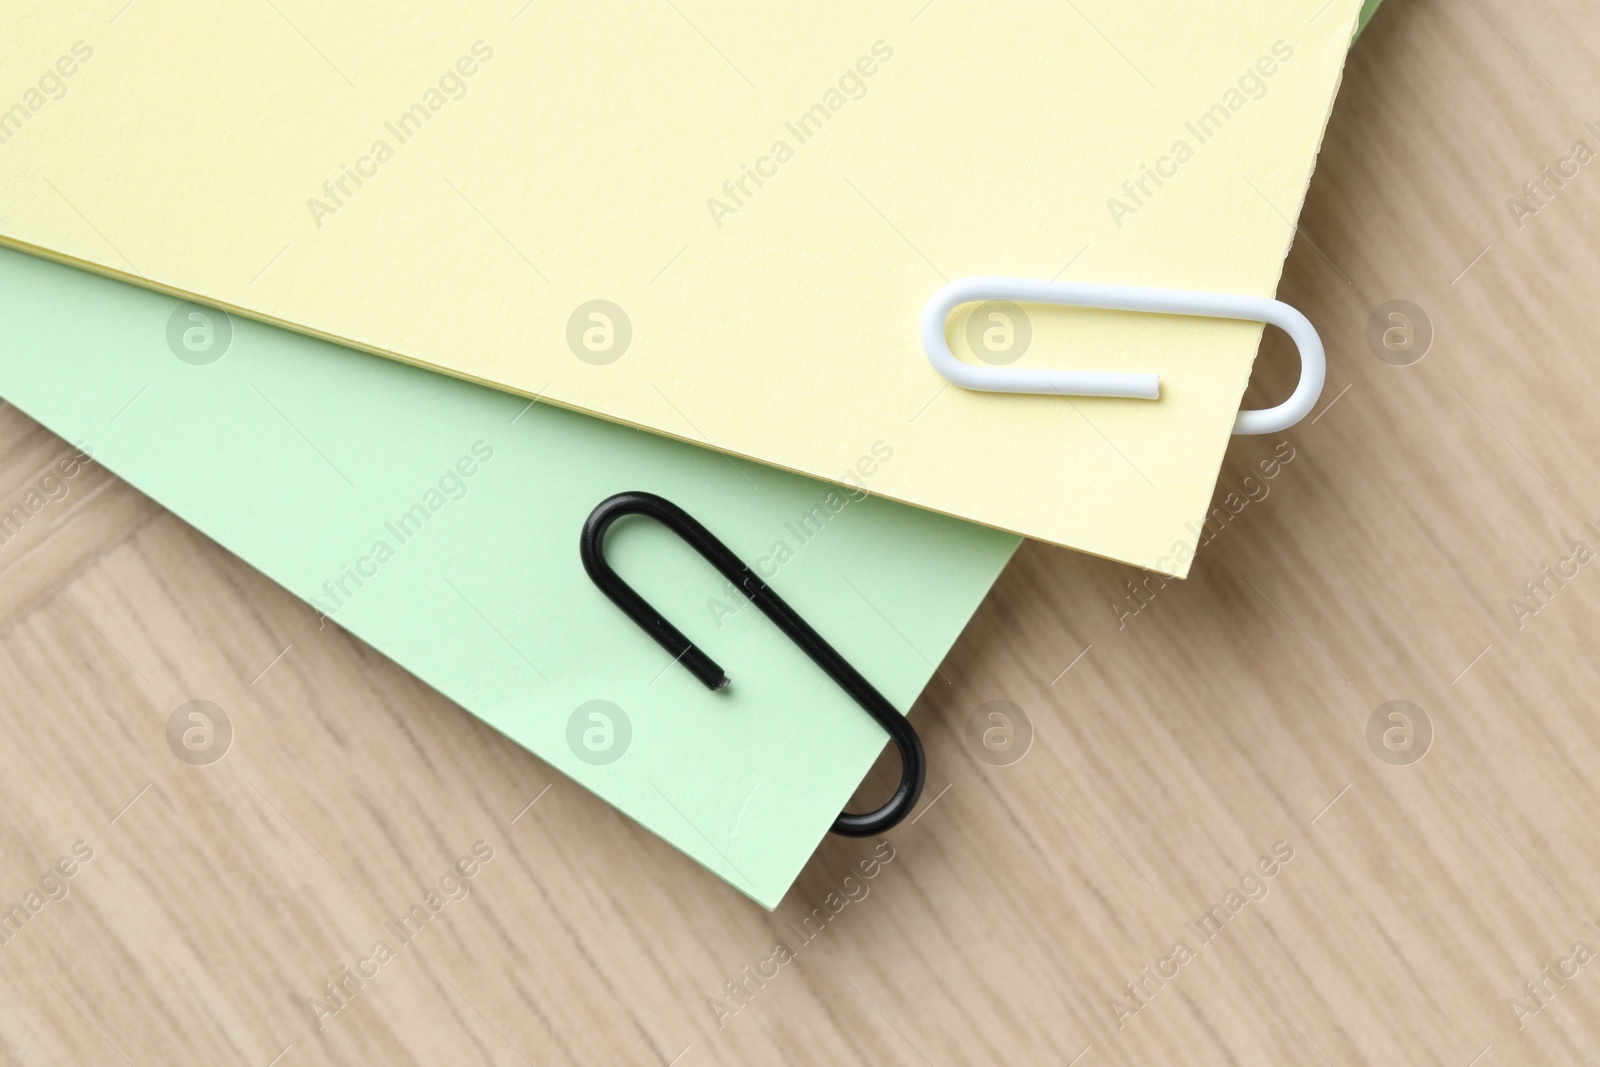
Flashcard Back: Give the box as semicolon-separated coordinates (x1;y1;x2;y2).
3;1;1600;1062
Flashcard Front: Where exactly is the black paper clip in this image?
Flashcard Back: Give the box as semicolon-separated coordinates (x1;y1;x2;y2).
580;491;926;836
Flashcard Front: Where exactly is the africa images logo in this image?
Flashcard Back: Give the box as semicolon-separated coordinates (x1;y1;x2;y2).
310;441;494;620
305;41;495;230
705;40;894;228
1106;41;1294;228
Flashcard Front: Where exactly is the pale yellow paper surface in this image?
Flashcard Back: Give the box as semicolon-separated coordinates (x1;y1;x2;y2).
0;0;1359;576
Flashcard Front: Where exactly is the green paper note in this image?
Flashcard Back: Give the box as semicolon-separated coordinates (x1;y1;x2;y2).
1357;0;1381;35
0;248;1017;907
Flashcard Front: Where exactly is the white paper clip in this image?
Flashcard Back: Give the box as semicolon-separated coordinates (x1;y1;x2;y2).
921;277;1326;435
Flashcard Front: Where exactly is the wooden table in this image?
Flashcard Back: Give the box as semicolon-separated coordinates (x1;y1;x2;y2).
4;2;1599;1062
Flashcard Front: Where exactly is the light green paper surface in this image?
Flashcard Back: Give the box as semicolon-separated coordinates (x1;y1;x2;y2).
1357;0;1382;36
0;248;1018;907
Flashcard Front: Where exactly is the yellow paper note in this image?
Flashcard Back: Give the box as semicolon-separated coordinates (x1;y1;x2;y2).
0;0;1359;575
